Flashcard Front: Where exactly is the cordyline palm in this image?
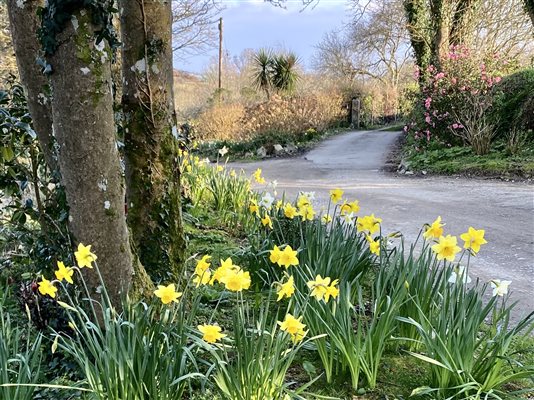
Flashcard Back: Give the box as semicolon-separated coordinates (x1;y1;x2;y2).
252;48;274;99
252;49;300;98
272;52;300;94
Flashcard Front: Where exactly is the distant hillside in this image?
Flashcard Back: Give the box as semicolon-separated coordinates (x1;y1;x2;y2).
173;70;201;83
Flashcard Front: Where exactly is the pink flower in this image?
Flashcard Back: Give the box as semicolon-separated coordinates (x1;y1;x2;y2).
403;125;408;132
451;78;457;85
425;115;431;124
424;97;432;109
435;72;445;80
452;123;459;129
494;76;502;83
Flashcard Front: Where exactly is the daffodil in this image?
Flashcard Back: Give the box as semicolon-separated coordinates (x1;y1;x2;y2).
299;204;315;221
423;216;444;239
261;214;273;229
230;169;236;177
283;203;298;219
341;200;360;215
366;236;380;256
260;193;274;209
278;313;307;343
55;261;74;284
211;257;238;285
432;235;461;262
329;188;344;203
224;269;251;292
198;324;226;343
38;276;57;298
216;165;224;172
269;245;282;264
356;214;382;235
154;283;182;304
490;279;511;297
275;200;283;210
448;265;471;284
321;214;332;224
277;245;299;268
218;146;229;156
193;268;212;287
307;275;339;302
276;276;295;301
74;243;97;268
297;194;312;209
249;200;259;215
195;255;211;272
324;281;339;302
460;227;487;254
253;168;266;184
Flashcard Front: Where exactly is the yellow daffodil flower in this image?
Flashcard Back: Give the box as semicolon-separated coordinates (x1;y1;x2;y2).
211;258;238;285
38;276;57;298
55;261;74;284
321;214;332;224
253;168;266;184
195;255;211;272
278;313;307;343
249;200;260;215
423;216;444;240
276;276;295;301
277;245;299;268
261;214;273;229
299;205;315;221
356;214;382;235
329;188;344;203
74;243;97;268
283;203;298;219
432;235;462;262
198;324;226;343
270;245;282;264
224;269;251;292
366;236;380;256
307;275;339;302
154;283;182;304
460;227;487;254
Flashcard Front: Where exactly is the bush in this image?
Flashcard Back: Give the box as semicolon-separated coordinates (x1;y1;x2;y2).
194;103;246;141
491;68;534;134
193;92;346;142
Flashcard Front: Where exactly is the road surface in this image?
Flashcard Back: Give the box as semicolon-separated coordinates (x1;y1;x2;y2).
231;129;534;322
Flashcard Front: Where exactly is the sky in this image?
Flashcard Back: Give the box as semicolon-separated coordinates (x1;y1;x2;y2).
174;0;349;74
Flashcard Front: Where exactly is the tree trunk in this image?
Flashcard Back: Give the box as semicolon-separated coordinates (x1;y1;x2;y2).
120;0;186;281
403;0;432;82
430;0;451;68
45;9;135;306
525;0;534;27
6;0;57;173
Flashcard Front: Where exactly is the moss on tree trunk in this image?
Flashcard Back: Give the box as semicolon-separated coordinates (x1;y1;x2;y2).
120;0;185;281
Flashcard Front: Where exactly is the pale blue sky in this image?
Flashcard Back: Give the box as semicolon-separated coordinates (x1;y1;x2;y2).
175;0;349;73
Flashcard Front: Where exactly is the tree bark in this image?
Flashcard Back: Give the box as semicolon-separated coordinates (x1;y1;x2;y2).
45;9;134;306
6;0;57;173
404;0;432;81
120;0;186;280
525;0;534;27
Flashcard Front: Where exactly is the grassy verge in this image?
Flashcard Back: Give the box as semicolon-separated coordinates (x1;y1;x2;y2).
402;137;534;179
193;127;351;161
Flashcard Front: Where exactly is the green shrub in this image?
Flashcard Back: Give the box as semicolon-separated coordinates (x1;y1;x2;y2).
492;68;534;135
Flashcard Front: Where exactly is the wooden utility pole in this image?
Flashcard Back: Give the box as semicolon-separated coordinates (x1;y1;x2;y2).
218;17;223;92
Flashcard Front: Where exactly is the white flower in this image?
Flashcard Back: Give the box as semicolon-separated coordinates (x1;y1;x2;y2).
342;212;356;224
299;191;315;201
448;265;471;284
259;192;274;209
218;146;229;157
491;280;511;297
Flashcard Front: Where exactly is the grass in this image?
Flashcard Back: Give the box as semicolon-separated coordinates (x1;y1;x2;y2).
403;137;534;178
193;127;351;161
